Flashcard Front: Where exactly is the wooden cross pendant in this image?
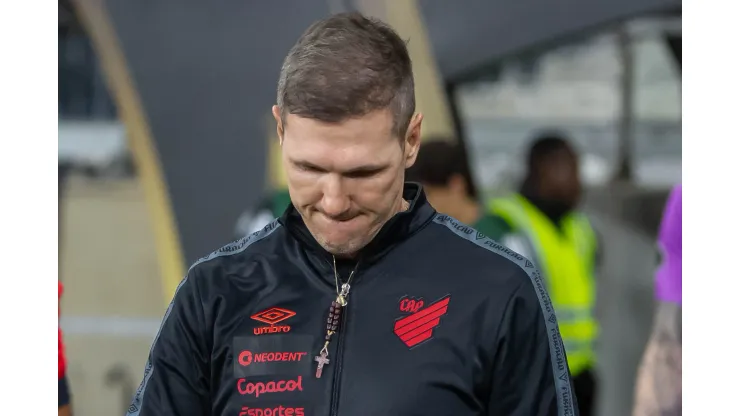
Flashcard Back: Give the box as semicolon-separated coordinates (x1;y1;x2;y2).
315;350;330;378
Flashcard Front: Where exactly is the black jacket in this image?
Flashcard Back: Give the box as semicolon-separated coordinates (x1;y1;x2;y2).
127;183;578;416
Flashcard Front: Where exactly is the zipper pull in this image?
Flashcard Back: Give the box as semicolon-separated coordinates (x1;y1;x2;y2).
337;283;351;306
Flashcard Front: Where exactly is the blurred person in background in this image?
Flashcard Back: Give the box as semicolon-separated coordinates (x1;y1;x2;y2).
59;281;72;416
233;189;291;238
487;132;600;416
632;184;682;416
405;139;505;237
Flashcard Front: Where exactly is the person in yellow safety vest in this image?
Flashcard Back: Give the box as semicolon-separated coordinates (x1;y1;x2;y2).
488;132;600;416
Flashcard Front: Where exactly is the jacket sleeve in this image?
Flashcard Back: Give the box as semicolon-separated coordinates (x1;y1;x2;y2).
488;274;579;416
126;270;211;416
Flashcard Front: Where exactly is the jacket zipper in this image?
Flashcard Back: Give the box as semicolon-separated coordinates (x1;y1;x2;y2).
329;298;349;415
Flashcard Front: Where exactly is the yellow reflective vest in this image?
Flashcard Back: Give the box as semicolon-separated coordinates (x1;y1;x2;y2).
489;194;598;376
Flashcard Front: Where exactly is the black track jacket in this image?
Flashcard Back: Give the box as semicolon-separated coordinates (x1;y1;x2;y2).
127;183;578;416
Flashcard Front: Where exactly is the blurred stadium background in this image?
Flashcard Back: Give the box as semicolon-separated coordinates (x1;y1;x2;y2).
59;0;680;414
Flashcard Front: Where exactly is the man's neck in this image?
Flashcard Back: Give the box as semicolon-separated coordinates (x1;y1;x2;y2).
519;190;571;226
454;198;481;225
397;198;410;213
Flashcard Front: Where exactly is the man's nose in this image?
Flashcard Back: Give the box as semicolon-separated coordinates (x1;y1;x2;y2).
320;176;351;218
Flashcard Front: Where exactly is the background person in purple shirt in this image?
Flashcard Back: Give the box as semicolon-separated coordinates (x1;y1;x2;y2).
633;184;682;416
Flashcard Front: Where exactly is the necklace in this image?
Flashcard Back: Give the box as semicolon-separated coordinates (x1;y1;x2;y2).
314;255;358;378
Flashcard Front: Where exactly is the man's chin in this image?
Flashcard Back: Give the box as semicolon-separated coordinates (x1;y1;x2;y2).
319;238;367;257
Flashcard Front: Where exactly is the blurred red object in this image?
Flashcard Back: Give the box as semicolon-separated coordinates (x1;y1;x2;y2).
58;282;66;379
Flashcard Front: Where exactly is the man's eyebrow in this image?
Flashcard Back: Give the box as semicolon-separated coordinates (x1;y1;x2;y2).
290;158;387;174
344;163;388;174
290;159;327;172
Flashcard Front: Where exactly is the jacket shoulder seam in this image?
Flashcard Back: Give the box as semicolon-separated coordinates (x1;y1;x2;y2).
188;219;282;273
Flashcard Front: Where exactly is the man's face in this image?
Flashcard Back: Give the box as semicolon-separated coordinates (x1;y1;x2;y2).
541;149;581;209
274;106;422;256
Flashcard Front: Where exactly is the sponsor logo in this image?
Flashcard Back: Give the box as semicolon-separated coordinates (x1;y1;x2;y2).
237;376;303;398
394;295;450;348
251;307;296;335
238;350;308;367
233;335;313;377
399;297;424;313
239;406;305;416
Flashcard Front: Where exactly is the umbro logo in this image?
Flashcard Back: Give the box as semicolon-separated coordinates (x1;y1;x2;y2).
394;295;450;348
251;307;296;335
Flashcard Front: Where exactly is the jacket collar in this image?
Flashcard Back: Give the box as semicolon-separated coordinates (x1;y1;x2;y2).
278;182;435;269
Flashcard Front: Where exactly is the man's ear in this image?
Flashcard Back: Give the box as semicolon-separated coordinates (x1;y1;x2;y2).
403;113;423;168
272;105;284;145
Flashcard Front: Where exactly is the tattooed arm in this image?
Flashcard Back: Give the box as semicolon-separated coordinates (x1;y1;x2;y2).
632;301;682;416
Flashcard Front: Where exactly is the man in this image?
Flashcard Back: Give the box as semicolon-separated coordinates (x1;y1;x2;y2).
487;134;599;416
127;13;577;416
59;281;72;416
632;184;682;416
405;139;508;239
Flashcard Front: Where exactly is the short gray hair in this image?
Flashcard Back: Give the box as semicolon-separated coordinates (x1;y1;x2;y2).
277;12;415;138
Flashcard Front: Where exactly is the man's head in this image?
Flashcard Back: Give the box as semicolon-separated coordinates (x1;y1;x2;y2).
273;13;422;256
405;140;476;216
523;132;581;211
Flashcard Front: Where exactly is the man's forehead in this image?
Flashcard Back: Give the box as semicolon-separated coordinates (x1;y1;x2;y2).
286;144;393;171
284;132;398;171
287;110;397;140
283;110;395;137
